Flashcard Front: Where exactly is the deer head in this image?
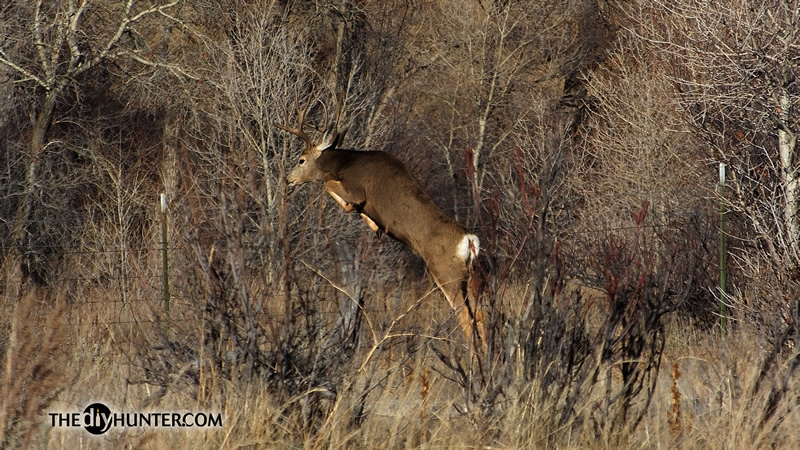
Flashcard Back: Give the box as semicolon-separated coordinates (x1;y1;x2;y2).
277;97;346;187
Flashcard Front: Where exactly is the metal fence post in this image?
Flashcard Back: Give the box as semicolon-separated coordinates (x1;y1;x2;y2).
719;163;727;336
161;193;170;315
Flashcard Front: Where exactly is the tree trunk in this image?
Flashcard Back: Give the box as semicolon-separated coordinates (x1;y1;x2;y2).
778;88;799;267
4;89;58;295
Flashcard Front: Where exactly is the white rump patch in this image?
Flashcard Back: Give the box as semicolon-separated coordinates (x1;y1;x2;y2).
456;234;480;263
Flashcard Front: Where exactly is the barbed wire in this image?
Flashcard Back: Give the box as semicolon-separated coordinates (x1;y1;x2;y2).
0;218;695;254
0;244;181;253
0;208;720;330
64;309;382;328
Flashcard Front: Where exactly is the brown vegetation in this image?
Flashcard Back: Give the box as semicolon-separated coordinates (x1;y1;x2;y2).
1;0;798;447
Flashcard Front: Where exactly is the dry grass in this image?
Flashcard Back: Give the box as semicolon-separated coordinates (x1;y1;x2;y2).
1;287;70;447
1;282;798;449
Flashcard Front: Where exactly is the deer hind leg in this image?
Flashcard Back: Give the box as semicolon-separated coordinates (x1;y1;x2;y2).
459;281;487;355
467;269;487;350
433;269;488;355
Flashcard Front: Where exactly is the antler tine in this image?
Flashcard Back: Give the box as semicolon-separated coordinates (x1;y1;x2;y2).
294;89;311;130
318;99;330;133
335;90;346;130
324;88;348;131
276;88;313;149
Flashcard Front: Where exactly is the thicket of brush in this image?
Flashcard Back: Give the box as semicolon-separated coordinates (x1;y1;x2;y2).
1;1;799;448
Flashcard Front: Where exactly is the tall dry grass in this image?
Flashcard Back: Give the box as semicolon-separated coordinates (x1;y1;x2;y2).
0;287;70;447
1;279;798;449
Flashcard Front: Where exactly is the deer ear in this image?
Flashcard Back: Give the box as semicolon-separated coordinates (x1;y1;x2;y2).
319;132;334;150
334;128;348;148
320;128;347;151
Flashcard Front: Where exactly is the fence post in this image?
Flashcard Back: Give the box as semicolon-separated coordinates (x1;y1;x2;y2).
161;193;170;315
718;163;727;336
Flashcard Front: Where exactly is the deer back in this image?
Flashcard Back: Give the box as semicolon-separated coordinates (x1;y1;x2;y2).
317;149;470;264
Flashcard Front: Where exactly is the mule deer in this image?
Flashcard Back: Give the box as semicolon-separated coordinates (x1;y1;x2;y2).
278;101;487;352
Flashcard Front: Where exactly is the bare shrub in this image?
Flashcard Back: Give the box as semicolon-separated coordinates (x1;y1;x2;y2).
620;0;800;332
424;117;690;445
577;26;719;326
124;2;393;431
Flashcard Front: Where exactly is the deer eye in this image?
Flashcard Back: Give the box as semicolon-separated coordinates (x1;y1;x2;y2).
298;158;305;165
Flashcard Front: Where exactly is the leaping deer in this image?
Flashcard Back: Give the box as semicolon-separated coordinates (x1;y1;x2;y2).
278;99;487;353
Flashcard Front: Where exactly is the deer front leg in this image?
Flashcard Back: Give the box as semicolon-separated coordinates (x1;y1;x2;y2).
360;213;382;235
324;180;364;212
327;190;357;212
325;180;383;236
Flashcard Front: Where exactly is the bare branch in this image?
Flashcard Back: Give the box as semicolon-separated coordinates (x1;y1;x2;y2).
33;0;50;82
66;0;89;72
0;50;46;88
76;0;181;77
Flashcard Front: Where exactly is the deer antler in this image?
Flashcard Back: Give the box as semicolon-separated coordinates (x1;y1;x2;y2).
276;90;312;149
317;99;330;133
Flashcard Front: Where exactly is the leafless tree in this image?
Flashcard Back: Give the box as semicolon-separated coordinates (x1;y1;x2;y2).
628;1;799;281
0;0;182;294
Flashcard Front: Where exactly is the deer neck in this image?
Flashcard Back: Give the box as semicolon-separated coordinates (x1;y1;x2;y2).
315;149;353;180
